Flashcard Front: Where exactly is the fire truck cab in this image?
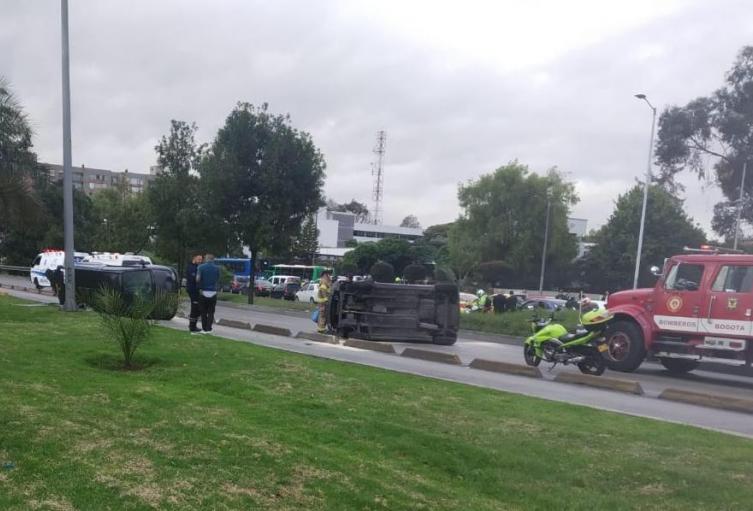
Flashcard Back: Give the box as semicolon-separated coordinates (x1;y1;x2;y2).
605;247;753;373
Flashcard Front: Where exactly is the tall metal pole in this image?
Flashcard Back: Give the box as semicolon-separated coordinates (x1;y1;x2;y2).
733;160;747;251
61;0;76;310
538;195;551;294
633;96;657;290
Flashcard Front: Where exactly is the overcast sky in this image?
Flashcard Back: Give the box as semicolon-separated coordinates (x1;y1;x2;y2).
3;0;752;233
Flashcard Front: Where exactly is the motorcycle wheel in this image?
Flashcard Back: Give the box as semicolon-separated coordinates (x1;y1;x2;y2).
524;344;541;367
578;353;605;376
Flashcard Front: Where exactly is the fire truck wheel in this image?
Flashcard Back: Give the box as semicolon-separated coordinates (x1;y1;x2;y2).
658;358;699;374
604;320;646;372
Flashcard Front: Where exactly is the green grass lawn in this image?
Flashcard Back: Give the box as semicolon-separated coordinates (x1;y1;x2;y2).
217;292;314;312
460;308;581;337
1;295;752;510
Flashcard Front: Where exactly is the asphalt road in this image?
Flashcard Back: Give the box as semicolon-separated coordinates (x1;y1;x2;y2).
3;282;753;438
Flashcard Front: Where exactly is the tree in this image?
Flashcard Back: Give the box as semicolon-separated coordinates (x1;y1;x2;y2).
400;215;421;228
146;120;218;276
448;162;578;288
200;103;326;260
402;263;427;283
370;261;394;283
90;181;152;253
655;46;753;239
0;79;44;252
291;216;319;264
580;185;706;291
327;199;370;223
341;238;419;275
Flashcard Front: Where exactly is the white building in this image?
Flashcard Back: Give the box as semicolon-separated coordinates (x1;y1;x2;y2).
315;208;423;260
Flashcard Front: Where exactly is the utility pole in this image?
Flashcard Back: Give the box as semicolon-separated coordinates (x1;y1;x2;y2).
371;131;386;225
633;94;657;290
61;0;76;311
733;160;748;251
538;192;552;294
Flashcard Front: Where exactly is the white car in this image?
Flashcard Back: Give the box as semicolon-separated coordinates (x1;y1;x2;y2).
296;281;320;303
268;275;301;286
30;250;89;288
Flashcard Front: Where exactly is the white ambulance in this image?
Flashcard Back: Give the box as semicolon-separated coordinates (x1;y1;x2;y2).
29;250;90;288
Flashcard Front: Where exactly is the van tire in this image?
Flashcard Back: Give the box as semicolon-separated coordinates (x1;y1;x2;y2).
433;334;457;346
659;358;699;374
604;320;646;372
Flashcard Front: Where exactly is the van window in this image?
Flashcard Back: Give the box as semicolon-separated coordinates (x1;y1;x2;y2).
712;266;753;293
122;270;153;297
665;263;704;291
32;256;41;266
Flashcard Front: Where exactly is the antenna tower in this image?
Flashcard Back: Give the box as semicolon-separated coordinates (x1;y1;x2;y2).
371;130;386;225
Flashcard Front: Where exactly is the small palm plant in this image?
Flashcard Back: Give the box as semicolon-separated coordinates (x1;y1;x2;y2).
95;288;179;369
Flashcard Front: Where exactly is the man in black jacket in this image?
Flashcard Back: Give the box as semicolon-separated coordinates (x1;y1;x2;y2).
186;254;203;333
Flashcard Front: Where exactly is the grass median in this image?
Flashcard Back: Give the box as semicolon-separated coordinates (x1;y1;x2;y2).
460;308;581;337
1;294;752;510
217;292;313;312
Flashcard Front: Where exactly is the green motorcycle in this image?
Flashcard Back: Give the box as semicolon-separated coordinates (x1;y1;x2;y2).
523;308;613;376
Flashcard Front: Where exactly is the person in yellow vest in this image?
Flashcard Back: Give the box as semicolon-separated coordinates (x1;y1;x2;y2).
316;270;333;333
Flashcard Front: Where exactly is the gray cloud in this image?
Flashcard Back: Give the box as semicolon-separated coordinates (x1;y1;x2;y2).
2;0;750;234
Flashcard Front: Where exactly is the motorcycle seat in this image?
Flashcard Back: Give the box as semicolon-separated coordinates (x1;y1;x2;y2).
558;329;588;343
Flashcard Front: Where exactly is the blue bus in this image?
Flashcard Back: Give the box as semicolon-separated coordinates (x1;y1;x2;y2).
215;258;253;293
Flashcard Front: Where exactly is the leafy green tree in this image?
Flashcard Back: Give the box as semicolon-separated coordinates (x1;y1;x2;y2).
200;103;326;261
342;238;419;275
449;162;578;288
370;261;394;283
580;185;706;291
400;214;421;228
0;79;44;254
327;199;370;222
147;120;219;276
655;46;753;239
402;263;427;283
90;180;152;253
291;216;319;264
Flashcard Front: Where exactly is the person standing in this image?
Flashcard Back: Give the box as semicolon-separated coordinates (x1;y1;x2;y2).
53;265;65;306
196;253;220;334
316;270;332;333
185;254;203;333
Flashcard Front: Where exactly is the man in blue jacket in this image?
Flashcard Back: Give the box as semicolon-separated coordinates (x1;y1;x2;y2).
185;254;203;333
196;253;220;334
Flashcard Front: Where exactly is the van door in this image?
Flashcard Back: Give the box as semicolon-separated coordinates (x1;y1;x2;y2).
699;264;753;348
653;261;707;334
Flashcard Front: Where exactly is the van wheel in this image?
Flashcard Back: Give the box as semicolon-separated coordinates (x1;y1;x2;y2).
659;358;699;374
604;320;646;372
433;335;456;346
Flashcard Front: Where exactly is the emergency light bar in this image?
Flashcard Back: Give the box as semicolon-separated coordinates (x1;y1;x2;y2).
683;245;744;254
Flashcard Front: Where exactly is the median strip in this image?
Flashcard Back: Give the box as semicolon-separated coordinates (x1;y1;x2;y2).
659;388;753;414
401;348;462;365
217;318;252;330
296;331;339;344
469;358;542;378
343;339;396;353
554;372;644;395
252;323;292;337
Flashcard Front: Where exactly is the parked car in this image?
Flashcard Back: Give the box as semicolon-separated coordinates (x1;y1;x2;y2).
271;281;301;300
268;275;301;286
296;281;319;302
520;298;567;311
230;275;250;294
253;278;273;297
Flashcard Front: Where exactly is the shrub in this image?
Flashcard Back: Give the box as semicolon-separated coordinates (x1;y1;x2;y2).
434;266;457;282
370;261;394;283
402;264;427;283
95;288;179;368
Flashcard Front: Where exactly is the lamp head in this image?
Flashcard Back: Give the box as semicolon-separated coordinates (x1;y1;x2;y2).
634;94;647;100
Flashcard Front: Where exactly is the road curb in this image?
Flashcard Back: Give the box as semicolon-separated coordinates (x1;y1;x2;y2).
554;372;644;395
296;332;339;344
659;388;753;414
252;323;292;337
401;348;462;365
217;318;252;330
343;339;396;353
469;358;542;378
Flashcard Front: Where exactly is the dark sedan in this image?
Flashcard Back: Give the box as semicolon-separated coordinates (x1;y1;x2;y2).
520;298;567;311
270;281;301;301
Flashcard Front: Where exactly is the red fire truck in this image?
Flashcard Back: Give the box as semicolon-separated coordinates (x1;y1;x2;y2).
605;246;753;373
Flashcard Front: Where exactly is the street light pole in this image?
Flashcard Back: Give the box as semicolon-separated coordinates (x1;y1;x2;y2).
61;0;76;311
538;192;552;294
733;160;748;251
633;94;657;290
